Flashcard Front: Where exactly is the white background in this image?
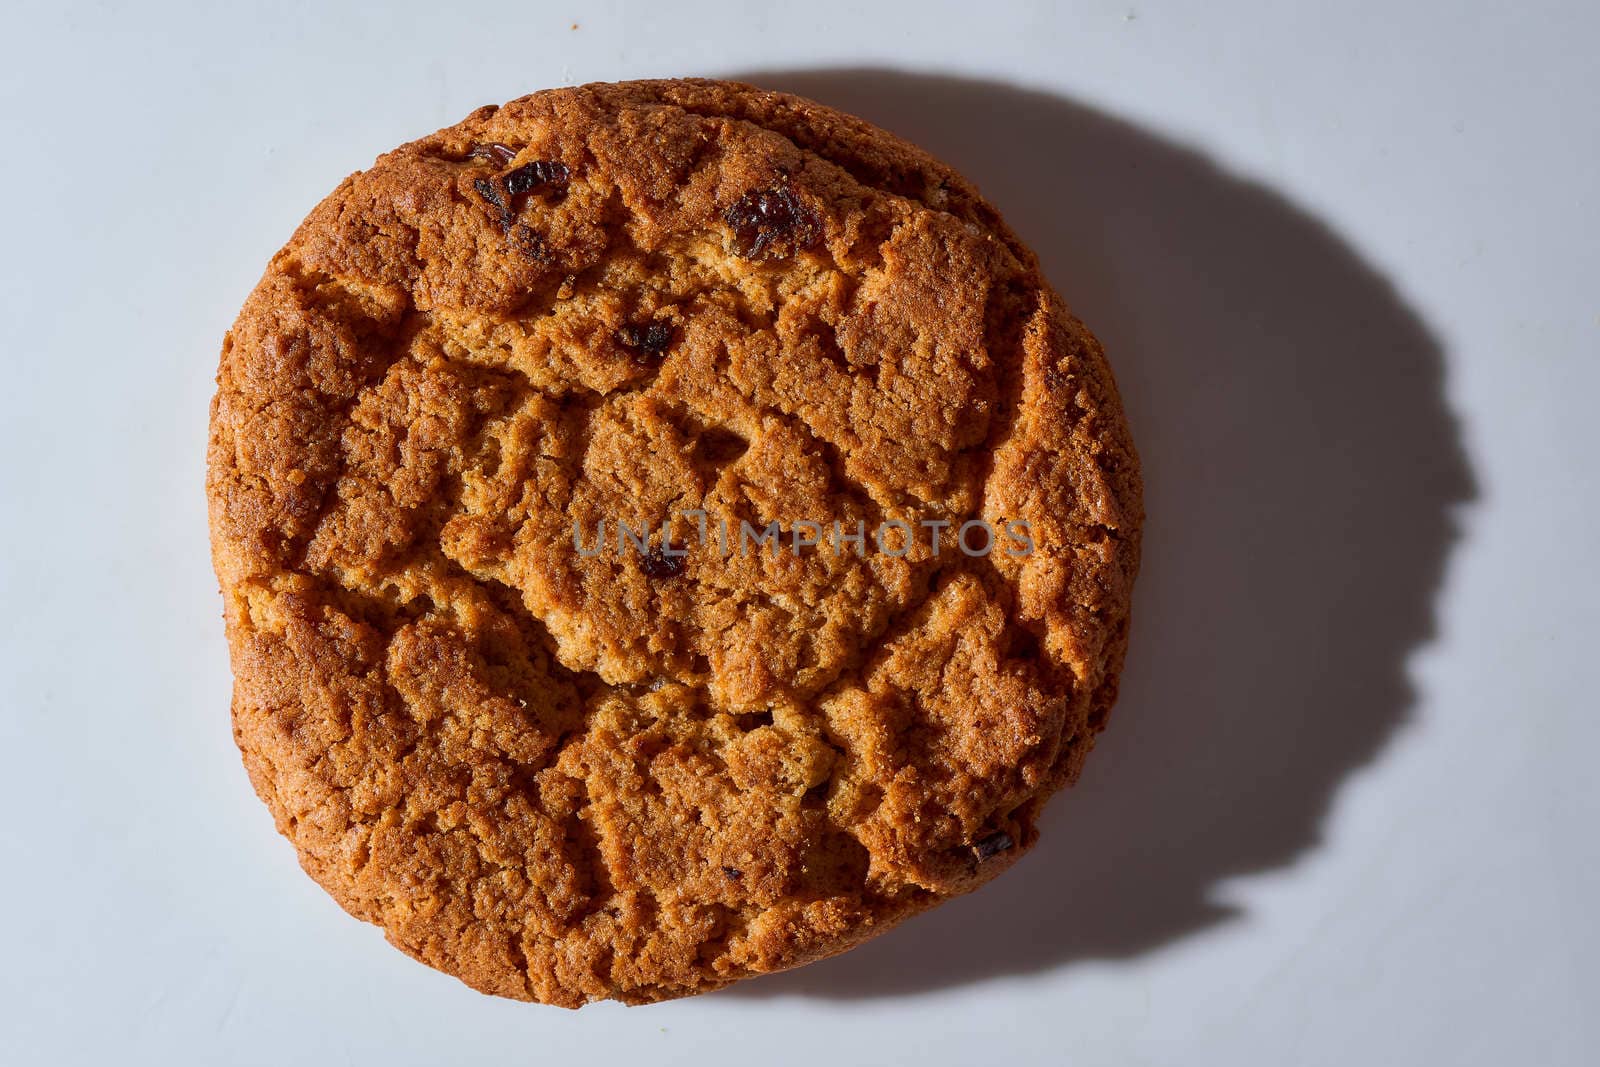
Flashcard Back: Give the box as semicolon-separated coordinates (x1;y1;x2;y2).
2;1;1595;1064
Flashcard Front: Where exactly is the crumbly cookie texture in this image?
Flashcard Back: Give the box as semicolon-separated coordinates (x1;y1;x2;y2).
207;79;1141;1006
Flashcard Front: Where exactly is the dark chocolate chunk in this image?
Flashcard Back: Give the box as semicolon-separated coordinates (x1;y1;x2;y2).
508;223;549;262
724;184;823;259
473;176;511;225
641;545;684;579
473;159;569;227
721;866;743;880
616;322;674;358
970;831;1015;863
504;159;570;198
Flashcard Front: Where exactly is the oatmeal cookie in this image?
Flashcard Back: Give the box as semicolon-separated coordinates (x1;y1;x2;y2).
206;78;1141;1005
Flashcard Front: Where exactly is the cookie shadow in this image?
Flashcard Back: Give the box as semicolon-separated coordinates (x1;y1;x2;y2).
718;68;1476;999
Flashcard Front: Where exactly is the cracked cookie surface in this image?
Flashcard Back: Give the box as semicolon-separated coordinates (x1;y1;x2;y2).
207;78;1142;1006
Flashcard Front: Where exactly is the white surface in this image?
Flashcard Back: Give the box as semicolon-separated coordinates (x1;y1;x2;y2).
1;1;1596;1063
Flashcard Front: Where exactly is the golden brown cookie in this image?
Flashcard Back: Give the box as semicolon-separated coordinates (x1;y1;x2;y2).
206;78;1141;1006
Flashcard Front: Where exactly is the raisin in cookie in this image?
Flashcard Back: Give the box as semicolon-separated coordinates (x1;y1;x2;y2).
206;78;1141;1006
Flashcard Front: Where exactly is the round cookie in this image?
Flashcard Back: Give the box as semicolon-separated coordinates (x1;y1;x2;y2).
206;78;1141;1006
